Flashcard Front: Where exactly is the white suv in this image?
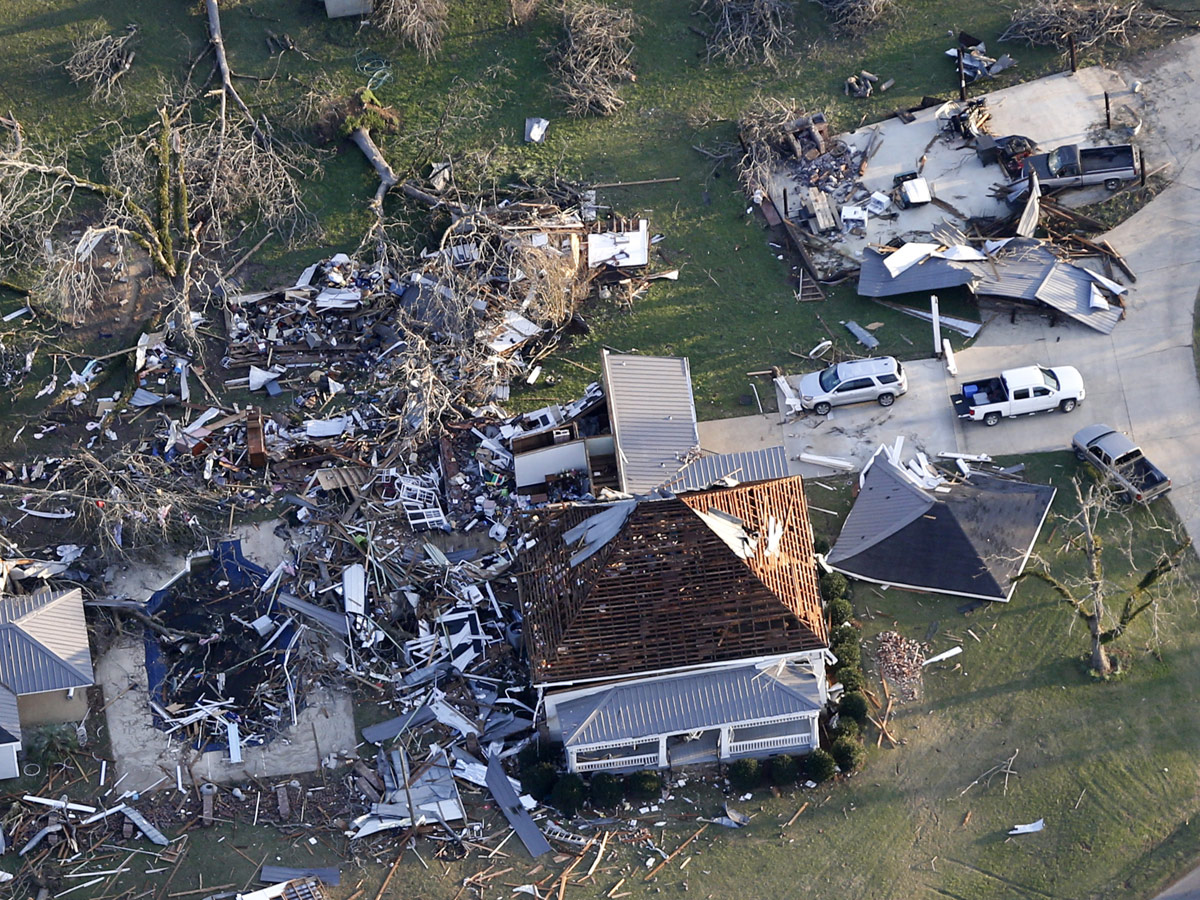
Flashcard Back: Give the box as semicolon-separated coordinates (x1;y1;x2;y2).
799;357;908;415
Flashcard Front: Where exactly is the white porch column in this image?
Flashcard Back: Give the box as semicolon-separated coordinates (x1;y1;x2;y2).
657;735;668;769
718;726;731;759
567;748;578;774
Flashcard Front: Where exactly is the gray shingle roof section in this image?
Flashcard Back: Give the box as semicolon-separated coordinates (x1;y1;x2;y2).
669;446;791;492
826;461;933;565
0;588;93;695
557;662;822;748
601;351;699;495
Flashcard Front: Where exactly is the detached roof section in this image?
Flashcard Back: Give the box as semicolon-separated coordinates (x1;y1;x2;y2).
557;661;823;749
601;351;699;495
827;459;1055;602
668;446;791;492
858;238;1124;334
0;588;94;696
520;476;827;686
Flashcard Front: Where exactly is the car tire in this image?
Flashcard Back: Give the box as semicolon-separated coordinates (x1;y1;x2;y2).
984;412;1000;427
1060;398;1077;413
878;393;894;407
1074;447;1087;461
813;402;832;416
1104;178;1121;191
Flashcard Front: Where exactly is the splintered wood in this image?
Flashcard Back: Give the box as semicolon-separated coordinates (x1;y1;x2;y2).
875;631;926;701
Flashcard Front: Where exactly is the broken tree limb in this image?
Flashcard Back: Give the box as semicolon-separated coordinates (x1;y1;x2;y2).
349;127;399;216
204;0;268;144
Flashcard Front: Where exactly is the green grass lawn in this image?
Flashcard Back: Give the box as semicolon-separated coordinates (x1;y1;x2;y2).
4;2;1200;899
0;0;1143;419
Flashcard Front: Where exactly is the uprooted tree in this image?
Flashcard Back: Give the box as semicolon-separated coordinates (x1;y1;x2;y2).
1014;478;1191;676
0;0;316;328
696;0;794;69
547;1;639;117
1000;0;1178;49
811;0;896;38
371;0;450;61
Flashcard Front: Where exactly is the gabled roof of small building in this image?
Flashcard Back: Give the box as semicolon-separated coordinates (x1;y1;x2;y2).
557;661;823;749
827;461;1055;602
600;351;699;495
0;588;94;696
519;476;827;687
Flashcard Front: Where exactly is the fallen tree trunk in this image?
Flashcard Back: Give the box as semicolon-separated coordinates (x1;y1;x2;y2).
350;126;399;214
204;0;267;143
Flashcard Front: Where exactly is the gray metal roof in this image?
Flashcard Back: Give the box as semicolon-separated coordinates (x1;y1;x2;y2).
1034;265;1122;335
0;588;93;695
970;241;1057;300
557;661;823;748
601;351;699;495
826;461;933;565
857;248;976;298
486;753;552;857
669;446;791;492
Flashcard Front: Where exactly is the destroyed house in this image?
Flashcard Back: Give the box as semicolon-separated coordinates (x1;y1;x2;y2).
0;588;94;778
518;476;831;773
827;454;1056;602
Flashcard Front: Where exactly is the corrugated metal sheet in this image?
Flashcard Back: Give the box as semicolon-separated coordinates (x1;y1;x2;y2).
971;243;1057;300
601;351;699;495
1034;265;1123;335
0;588;93;695
857;248;976;298
558;662;822;748
485;754;552;857
670;446;790;492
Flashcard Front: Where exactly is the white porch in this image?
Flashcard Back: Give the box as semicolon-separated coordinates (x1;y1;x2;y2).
567;713;818;773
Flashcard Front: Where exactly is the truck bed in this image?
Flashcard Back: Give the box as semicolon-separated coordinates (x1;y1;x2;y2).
958;377;1004;407
1080;145;1136;174
1119;456;1169;494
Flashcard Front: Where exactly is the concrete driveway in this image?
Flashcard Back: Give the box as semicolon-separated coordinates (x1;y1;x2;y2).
704;36;1200;548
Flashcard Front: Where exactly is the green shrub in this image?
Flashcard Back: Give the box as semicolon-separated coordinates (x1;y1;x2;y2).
819;572;848;603
805;748;837;783
589;772;625;808
830;637;861;670
827;596;854;628
837;667;866;692
521;761;560;801
833;717;861;741
550;774;586;815
831;735;866;773
728;757;761;791
813;536;831;555
25;724;78;766
626;770;663;801
518;739;563;768
839;691;869;724
767;754;799;785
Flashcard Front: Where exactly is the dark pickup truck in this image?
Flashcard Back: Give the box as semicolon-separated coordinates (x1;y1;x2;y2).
1072;424;1170;503
1021;143;1140;191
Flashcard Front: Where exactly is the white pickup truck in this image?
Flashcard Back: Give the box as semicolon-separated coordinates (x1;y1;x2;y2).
951;365;1085;426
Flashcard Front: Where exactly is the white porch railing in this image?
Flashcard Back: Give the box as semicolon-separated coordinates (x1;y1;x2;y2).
573;752;660;772
728;733;813;755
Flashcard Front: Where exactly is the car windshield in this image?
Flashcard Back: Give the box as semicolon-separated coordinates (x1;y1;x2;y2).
1047;147;1068;176
1039;367;1059;390
818;365;840;392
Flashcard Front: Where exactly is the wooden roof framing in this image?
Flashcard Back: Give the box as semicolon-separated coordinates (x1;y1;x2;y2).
518;476;827;686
